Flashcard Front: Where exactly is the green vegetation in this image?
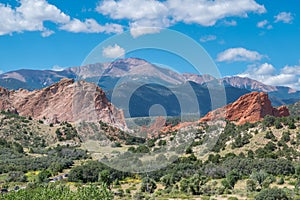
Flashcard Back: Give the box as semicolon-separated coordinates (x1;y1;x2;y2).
0;140;87;175
1;111;300;199
1;184;113;200
55;122;80;141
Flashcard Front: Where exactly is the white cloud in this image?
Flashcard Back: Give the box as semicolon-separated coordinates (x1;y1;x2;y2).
166;0;265;26
266;25;273;29
265;74;298;86
222;20;237;26
255;63;276;75
200;35;217;42
97;0;266;37
129;19;167;38
257;20;273;30
0;0;123;36
0;70;4;74
97;0;169;37
51;65;64;71
60;19;123;34
0;0;69;35
97;0;168;21
238;63;300;90
130;26;161;38
102;44;125;59
217;47;264;62
282;65;300;75
41;29;54;37
274;12;294;24
257;20;267;28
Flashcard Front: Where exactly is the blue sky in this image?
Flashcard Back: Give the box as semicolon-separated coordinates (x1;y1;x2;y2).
0;0;300;89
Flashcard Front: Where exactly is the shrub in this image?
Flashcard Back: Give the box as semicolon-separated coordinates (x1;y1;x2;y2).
140;177;157;193
265;131;276;140
255;188;290;200
277;177;285;185
246;179;257;192
281;131;291;142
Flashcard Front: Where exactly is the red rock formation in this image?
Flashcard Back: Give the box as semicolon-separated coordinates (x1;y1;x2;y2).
200;92;290;125
0;78;126;128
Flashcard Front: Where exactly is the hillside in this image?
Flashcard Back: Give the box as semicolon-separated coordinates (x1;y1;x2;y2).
288;101;300;117
0;74;299;200
107;81;249;118
0;93;300;199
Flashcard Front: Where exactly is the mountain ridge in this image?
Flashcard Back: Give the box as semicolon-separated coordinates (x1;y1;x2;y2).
1;58;299;106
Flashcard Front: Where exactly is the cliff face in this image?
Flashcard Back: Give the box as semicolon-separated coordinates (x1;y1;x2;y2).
0;78;126;128
200;92;290;125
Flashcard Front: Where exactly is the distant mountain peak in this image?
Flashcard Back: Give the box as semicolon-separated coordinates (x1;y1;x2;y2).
182;73;216;84
0;58;299;106
111;57;149;65
221;76;278;92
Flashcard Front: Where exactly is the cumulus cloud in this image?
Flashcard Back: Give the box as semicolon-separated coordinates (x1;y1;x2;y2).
257;20;273;29
97;0;266;37
217;48;264;62
254;63;276;75
97;0;168;21
60;19;123;34
166;0;265;25
0;0;69;35
0;0;123;36
129;19;167;38
41;29;54;37
257;20;267;28
130;26;161;38
200;35;217;43
281;65;300;75
238;63;300;90
222;20;237;26
102;44;125;59
274;12;294;24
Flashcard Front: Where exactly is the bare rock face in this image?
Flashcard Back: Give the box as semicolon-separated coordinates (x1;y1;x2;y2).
0;78;126;128
200;92;290;125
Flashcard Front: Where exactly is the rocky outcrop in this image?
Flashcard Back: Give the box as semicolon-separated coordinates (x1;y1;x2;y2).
200;92;290;125
0;78;126;128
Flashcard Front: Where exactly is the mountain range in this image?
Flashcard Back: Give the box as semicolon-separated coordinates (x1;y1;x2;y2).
0;58;299;118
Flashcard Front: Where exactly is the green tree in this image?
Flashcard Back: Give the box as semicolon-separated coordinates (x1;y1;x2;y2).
37;170;51;183
140;177;157;193
263;115;276;127
226;170;240;189
295;165;300;178
251;170;269;189
185;146;193;154
265;131;276;140
6;171;27;182
161;174;175;188
246;179;257;192
255;188;289;200
98;170;112;188
281;132;291;142
188;174;208;195
180;178;190;193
